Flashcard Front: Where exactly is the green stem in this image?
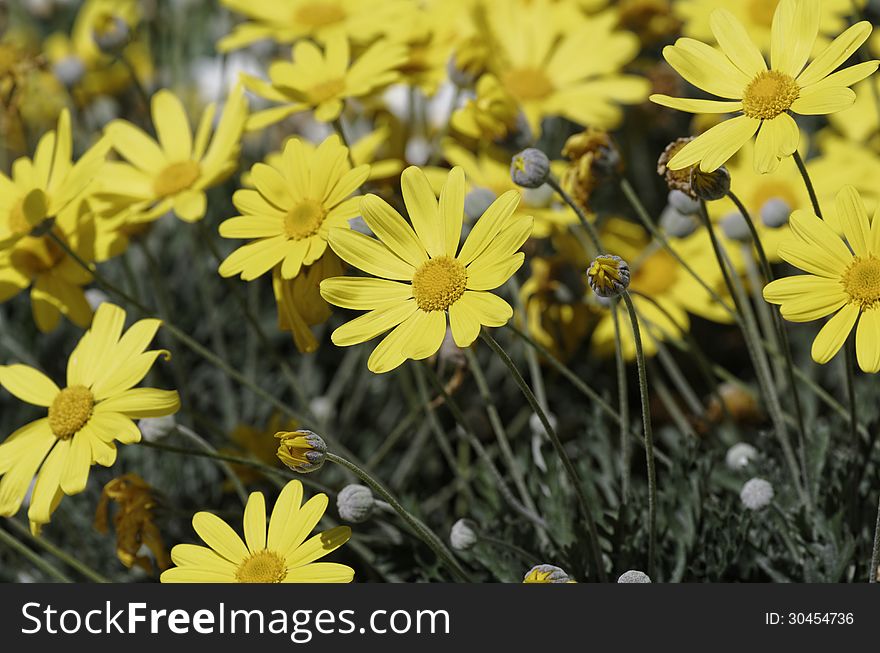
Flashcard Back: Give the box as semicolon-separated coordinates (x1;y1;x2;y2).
547;175;603;253
480;330;607;581
611;301;631;504
620;292;657;578
4;518;108;582
326;453;469;583
870;493;880;583
792;150;823;219
0;523;72;582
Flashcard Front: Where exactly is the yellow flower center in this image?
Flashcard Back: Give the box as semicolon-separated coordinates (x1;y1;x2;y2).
309;78;346;104
8;189;49;235
501;67;554;102
10;234;65;277
235;550;288;583
153;160;201;198
742;70;799;120
284;199;326;240
48;385;94;440
747;0;776;28
842;255;880;310
294;2;346;28
411;256;468;312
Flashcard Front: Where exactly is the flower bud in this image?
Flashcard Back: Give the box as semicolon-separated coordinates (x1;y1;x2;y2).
725;442;758;470
660;205;698;238
740;477;774;510
668;189;700;215
276;429;326;473
617;569;651;583
720;211;752;243
511;148;550;188
464;187;497;221
52;55;85;88
657;137;696;197
337;484;375;523
92;14;131;54
760;198;791;228
138;415;176;442
523;564;575;583
691;165;731;201
587;254;630;299
450;518;478;551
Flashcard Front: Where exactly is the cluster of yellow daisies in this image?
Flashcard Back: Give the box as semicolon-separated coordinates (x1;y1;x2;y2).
1;0;880;584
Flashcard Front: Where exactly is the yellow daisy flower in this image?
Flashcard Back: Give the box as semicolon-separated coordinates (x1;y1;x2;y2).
651;0;878;173
0;208;95;332
242;34;407;130
0;303;180;533
0;109;108;250
218;0;412;52
218;135;370;281
320;166;532;373
94;85;248;224
763;186;880;372
675;0;861;54
479;3;649;134
160;480;354;583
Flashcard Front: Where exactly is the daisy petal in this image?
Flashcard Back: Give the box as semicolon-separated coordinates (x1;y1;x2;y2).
0;365;59;406
401;166;444;257
327;227;415;280
835;185;870;257
283;562;354;583
319;277;412;310
360;194;427;267
152;91;193;162
192;511;249;563
797;21;873;87
401;310;446;360
286;526;351;569
243;491;267;553
329;299;418;346
667;115;760;172
649;95;743;114
811;304;858;364
709;9;767;77
856;309;880;373
791;87;855;115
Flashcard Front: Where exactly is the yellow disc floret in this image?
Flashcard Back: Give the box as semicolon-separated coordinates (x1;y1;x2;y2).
842;255;880;310
235;550;288;583
412;256;468;312
153;161;202;198
48;385;95;439
501;68;554;102
284;200;326;240
742;71;800;120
